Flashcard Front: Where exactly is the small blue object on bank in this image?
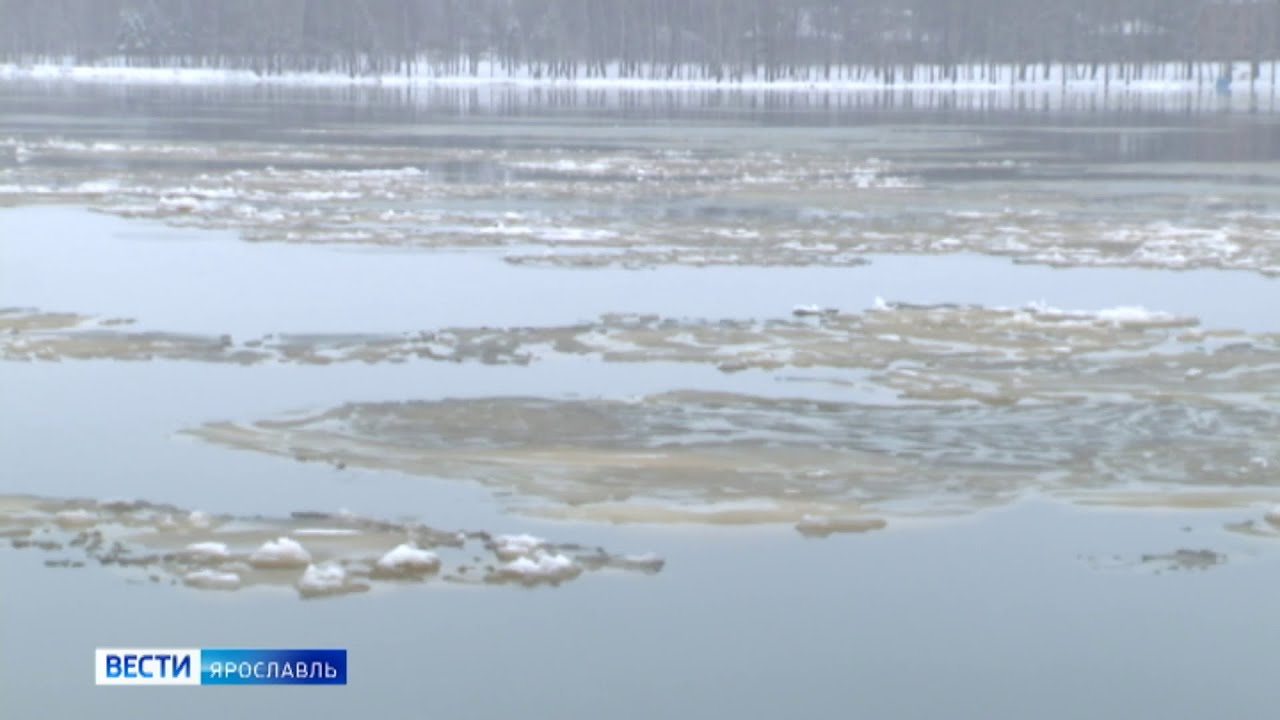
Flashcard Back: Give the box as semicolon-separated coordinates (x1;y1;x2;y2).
96;648;347;686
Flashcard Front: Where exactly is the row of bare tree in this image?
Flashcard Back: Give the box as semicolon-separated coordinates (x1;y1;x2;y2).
1;0;1277;80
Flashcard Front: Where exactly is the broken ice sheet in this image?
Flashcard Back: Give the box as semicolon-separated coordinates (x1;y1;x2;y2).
8;302;1280;407
0;495;663;598
9;135;1280;275
186;389;1280;525
1083;548;1227;575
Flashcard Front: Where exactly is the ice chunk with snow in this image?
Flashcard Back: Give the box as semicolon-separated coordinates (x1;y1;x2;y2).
0;493;662;598
75;180;119;194
1023;302;1187;328
248;536;311;569
1264;504;1280;527
159;195;204;213
297;562;368;598
54;509;97;529
184;541;230;560
795;514;887;537
489;550;582;585
792;304;837;317
186;511;213;528
293;528;360;537
1093;306;1179;326
371;543;441;579
613;553;666;573
183;569;241;591
492;533;546;560
297;563;344;594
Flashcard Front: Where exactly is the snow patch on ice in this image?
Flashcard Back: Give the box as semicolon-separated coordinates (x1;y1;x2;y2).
54;509;97;528
1264;504;1280;527
183;569;241;590
296;562;369;598
186;510;213;528
613;553;666;572
1023;301;1186;327
792;304;838;317
491;550;582;584
184;541;230;559
293;528;361;537
492;533;546;560
248;536;311;569
1094;306;1178;325
795;514;888;537
372;543;441;578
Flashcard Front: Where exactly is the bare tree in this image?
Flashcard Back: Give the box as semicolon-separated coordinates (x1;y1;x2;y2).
1;0;1278;85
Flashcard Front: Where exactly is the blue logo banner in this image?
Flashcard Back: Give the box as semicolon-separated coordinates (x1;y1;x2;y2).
97;648;347;686
200;648;347;685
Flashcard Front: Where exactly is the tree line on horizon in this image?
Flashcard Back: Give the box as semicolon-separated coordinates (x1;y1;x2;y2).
2;0;1278;82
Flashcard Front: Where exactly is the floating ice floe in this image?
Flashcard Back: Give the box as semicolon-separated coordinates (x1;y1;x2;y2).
792;305;838;317
795;514;888;537
0;494;665;599
293;527;361;537
183;569;241;591
158;195;206;213
491;533;546;560
611;553;666;573
1084;548;1227;574
489;550;582;585
297;562;368;598
372;544;441;579
1093;306;1179;326
1264;505;1280;527
54;509;97;529
1021;301;1187;328
186;510;213;528
154;510;219;531
184;541;230;560
74;179;120;194
248;536;312;569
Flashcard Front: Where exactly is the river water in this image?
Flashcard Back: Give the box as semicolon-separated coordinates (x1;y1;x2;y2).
3;81;1280;718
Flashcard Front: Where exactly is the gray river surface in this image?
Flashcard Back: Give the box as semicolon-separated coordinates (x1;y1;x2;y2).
3;82;1280;718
